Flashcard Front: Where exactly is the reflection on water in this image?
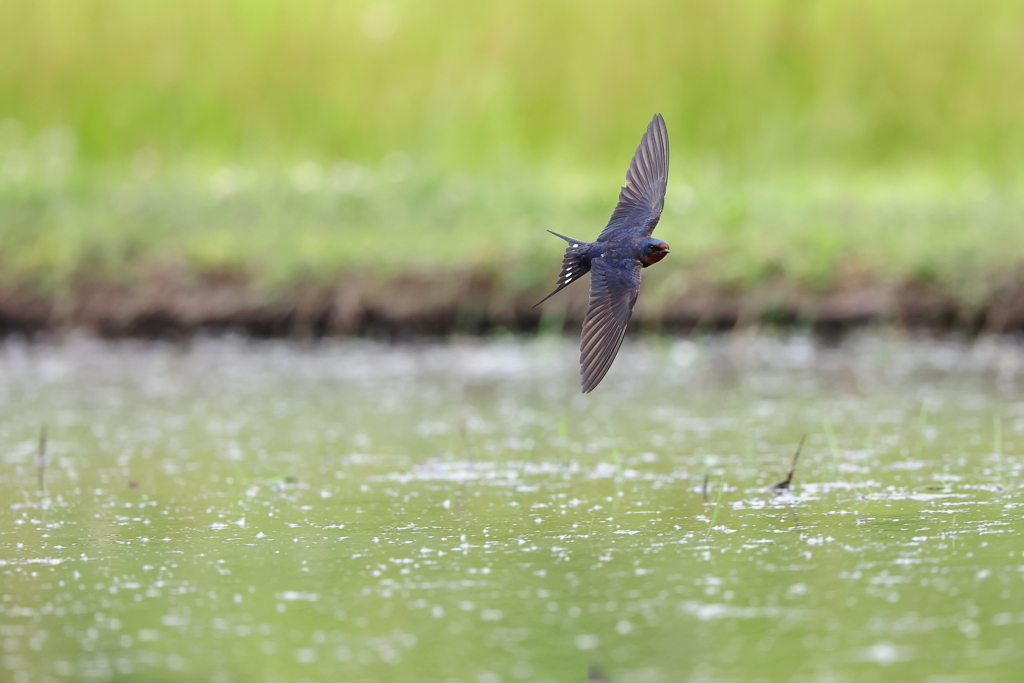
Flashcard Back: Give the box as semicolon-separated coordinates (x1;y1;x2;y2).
1;333;1023;682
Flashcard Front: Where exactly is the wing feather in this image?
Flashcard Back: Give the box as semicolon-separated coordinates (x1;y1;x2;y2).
596;113;669;242
579;257;642;393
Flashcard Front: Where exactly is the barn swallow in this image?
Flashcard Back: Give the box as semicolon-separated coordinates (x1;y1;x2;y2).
534;114;670;393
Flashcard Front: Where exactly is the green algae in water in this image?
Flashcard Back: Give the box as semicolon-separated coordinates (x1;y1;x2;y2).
1;335;1023;682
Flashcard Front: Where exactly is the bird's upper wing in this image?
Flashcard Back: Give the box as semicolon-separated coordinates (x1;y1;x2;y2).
596;113;669;242
580;256;642;393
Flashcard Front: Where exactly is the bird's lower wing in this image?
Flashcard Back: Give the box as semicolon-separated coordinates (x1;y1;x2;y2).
580;257;641;393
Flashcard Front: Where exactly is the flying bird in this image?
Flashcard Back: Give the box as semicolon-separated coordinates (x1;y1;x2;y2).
534;114;670;393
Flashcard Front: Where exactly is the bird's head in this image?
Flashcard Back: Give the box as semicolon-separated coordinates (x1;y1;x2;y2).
639;238;670;266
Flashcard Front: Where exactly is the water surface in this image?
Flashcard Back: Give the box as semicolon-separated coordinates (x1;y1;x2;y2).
2;334;1023;682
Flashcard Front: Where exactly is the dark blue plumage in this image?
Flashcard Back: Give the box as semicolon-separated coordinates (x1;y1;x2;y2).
534;114;670;393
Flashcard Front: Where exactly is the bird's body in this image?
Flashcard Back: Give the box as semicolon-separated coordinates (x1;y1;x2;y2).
535;114;670;393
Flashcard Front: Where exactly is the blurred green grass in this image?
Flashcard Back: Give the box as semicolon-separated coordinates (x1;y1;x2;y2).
2;0;1024;298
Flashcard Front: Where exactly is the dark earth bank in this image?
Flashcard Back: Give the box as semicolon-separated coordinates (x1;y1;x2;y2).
4;268;1024;339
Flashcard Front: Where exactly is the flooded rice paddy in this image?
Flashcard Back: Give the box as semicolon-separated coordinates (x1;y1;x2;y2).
1;333;1023;682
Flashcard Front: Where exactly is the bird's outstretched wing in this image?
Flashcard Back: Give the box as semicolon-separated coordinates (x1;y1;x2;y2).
580;256;642;393
596;113;669;242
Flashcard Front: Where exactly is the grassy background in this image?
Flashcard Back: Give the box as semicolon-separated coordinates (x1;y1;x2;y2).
2;0;1024;299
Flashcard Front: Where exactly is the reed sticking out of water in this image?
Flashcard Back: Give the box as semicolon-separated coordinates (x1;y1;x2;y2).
513;443;535;482
36;424;47;494
705;477;725;538
587;664;610;683
769;435;806;494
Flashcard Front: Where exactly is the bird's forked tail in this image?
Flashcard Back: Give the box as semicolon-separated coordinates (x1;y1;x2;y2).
532;231;592;308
